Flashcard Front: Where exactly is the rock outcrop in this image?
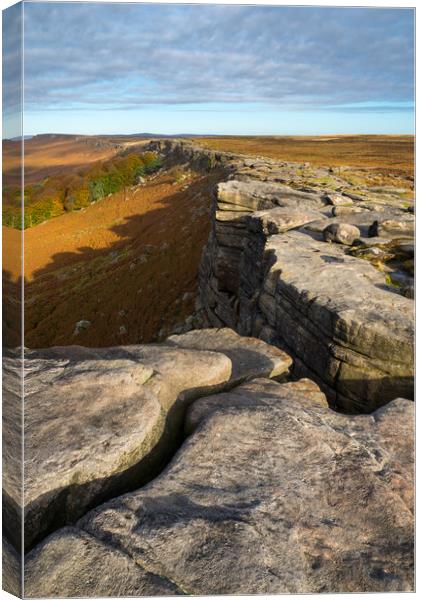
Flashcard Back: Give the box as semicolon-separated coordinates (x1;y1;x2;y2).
15;331;291;550
4;139;415;596
2;353;23;552
141;139;415;413
25;377;414;596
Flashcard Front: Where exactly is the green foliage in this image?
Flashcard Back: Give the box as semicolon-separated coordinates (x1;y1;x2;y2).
205;155;218;172
3;151;163;228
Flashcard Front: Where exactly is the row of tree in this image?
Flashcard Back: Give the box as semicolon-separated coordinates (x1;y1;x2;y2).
2;152;162;229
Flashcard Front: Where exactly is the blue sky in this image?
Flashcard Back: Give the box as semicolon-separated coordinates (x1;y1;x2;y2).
3;2;415;137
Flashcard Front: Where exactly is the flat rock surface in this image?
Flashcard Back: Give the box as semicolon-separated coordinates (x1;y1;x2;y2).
166;327;292;383
25;378;414;596
248;206;323;235
19;330;290;549
21;341;232;549
217;179;323;211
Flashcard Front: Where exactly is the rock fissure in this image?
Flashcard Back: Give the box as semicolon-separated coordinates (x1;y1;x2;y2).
3;139;414;596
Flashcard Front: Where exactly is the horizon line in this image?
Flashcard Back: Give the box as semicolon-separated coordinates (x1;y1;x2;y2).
4;132;415;141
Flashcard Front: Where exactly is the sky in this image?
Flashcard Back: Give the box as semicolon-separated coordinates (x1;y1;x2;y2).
2;1;415;137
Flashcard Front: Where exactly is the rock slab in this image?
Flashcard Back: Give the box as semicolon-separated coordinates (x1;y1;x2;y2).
15;331;290;550
25;378;414;596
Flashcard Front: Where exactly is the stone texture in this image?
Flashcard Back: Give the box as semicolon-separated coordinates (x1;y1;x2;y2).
166;327;292;384
369;217;414;238
323;193;352;206
262;231;414;411
185;377;326;434
323;222;361;245
24;527;183;597
25;379;414;596
332;205;369;217
2;353;23;552
2;537;22;598
217;180;323;212
21;342;232;549
18;331;290;550
247;206;323;235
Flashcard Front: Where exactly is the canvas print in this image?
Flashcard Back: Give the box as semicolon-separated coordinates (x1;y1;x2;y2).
2;1;415;597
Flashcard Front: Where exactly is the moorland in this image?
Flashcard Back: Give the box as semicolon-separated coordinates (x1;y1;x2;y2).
2;134;414;348
3;133;414;596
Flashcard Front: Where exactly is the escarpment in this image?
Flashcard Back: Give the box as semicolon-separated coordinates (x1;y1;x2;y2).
4;139;414;596
146;139;414;413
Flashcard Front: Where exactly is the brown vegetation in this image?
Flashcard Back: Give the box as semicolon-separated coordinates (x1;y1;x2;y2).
2;135;123;187
2;134;414;348
3;170;221;348
197;135;414;186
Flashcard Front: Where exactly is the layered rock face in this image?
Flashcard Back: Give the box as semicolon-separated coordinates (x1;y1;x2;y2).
170;143;415;413
5;141;415;596
25;374;414;596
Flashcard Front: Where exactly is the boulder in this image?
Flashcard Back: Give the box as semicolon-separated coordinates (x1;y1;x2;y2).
247;207;323;235
323;222;360;245
24;528;183;597
25;379;414;596
217;180;323;212
166;327;292;384
369;218;414;238
332;206;368;217
323;193;352;206
15;331;290;550
262;231;414;411
21;343;231;549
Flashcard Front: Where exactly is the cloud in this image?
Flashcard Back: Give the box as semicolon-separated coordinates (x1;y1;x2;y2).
4;3;415;115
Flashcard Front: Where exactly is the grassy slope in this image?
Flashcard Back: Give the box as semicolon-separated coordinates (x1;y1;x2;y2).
2;134;414;348
4;170;221;348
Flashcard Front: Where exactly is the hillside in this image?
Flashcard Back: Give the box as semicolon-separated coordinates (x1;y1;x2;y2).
2;134;414;351
3;167;222;348
3;137;414;597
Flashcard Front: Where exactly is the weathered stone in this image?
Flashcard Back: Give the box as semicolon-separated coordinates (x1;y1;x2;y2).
217;180;323;212
18;330;291;551
2;537;21;598
26;379;414;595
20;343;232;549
323;222;360;245
167;327;292;384
369;218;414;238
342;191;364;201
2;354;23;552
24;528;183;597
263;231;414;411
323;193;352;206
332;205;368;216
247;207;323;235
185;377;327;434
